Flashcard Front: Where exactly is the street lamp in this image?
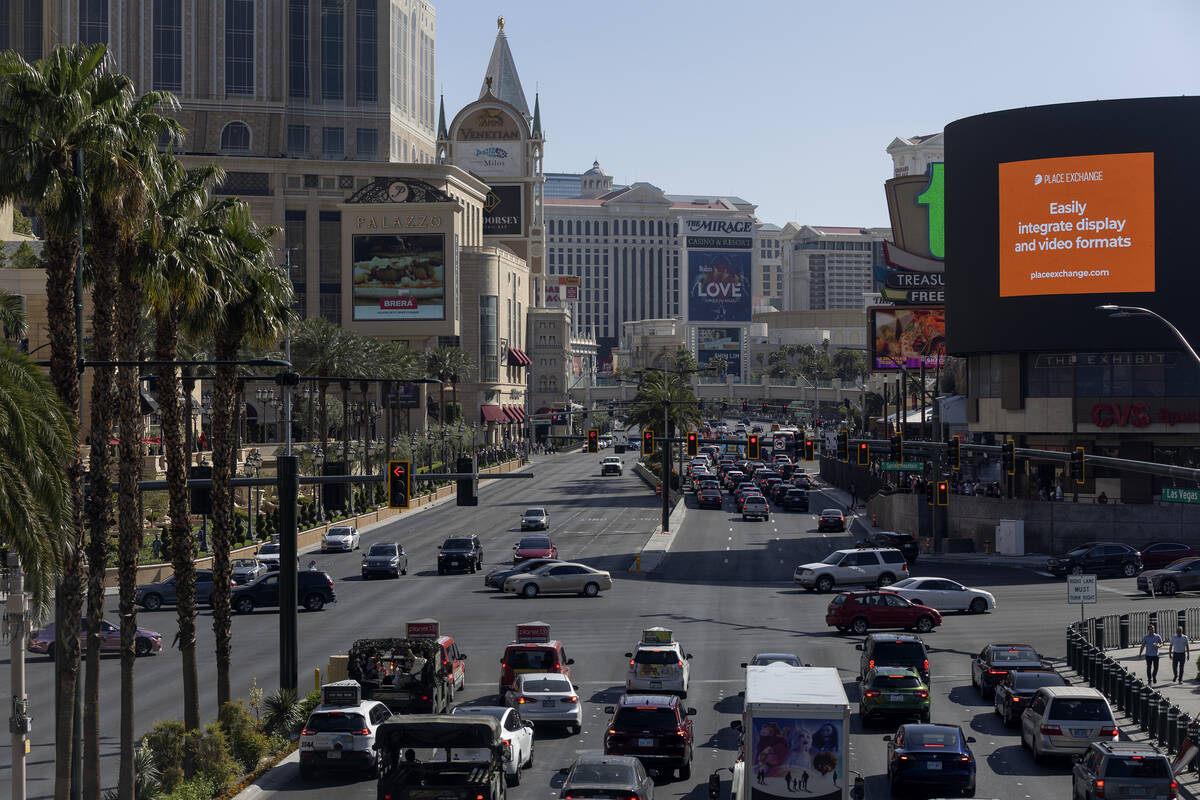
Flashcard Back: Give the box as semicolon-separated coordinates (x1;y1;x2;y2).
1096;305;1200;368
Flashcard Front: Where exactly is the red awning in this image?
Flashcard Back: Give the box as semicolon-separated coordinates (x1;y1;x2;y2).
511;406;527;423
507;347;531;367
481;405;507;423
501;405;518;423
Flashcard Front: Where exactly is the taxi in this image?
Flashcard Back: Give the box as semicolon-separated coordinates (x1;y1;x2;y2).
625;627;692;697
299;680;391;779
498;622;574;696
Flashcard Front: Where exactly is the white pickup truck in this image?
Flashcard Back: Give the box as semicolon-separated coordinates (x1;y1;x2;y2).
600;456;623;476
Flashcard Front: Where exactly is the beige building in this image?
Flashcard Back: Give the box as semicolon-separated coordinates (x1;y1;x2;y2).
615;319;686;372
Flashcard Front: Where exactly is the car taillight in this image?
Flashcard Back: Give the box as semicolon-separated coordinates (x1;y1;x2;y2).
1169;780;1178;799
607;728;616;735
501;662;506;669
1011;696;1021;703
864;690;880;698
897;754;909;760
629;659;636;667
923;660;929;673
301;728;313;736
516;696;528;704
1094;779;1105;798
960;755;970;762
1040;724;1063;735
1100;726;1118;738
868;659;875;669
326;579;334;589
564;696;578;703
917;691;928;699
988;669;1006;675
678;660;684;667
359;728;370;735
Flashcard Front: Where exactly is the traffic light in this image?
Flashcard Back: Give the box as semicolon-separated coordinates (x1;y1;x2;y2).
890;433;903;462
747;434;760;460
804;439;815;461
761;402;768;413
387;460;411;509
742;401;748;413
936;480;949;506
686;432;699;457
857;442;869;466
456;455;478;506
587;428;599;453
926;480;936;506
948;435;961;471
1072;446;1086;485
642;429;655;455
781;403;789;415
836;430;849;462
1002;438;1015;476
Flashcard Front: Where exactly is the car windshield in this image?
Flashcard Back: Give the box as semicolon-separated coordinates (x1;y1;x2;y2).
1165;558;1200;571
306;712;366;732
523;509;546;517
1067;546;1092;557
442;538;474;550
258;544;279;555
520;676;572;693
368;544;398;556
327;528;352;536
634;649;678;665
821;553;846;565
519;537;550;549
1014;672;1066;690
871;642;926;663
1049;698;1113;722
1104;756;1171;778
569;762;636;786
614;707;677;730
508;649;555;670
871;674;922;689
231;559;257;568
905;728;959;748
992;646;1039;663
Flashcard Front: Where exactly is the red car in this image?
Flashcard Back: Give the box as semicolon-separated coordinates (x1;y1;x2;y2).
697;488;724;509
1139;541;1200;570
817;509;846;532
513;534;557;565
825;591;942;634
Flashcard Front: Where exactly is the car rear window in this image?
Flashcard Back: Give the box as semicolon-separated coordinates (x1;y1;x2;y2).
521;677;572;693
1049;698;1113;722
992;646;1040;663
906;728;959;748
614;707;677;730
1014;672;1067;690
871;642;927;663
1104;756;1171;779
508;649;556;670
871;674;922;689
881;551;906;564
634;649;678;665
307;712;366;732
570;763;636;785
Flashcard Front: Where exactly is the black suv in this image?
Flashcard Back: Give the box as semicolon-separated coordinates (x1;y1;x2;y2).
857;633;930;685
778;488;809;512
860;531;920;564
231;570;336;614
603;694;696;780
437;535;484;574
1046;542;1142;578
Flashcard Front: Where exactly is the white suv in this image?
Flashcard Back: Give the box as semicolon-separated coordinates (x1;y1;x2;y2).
600;457;623;476
793;547;910;593
299;694;390;778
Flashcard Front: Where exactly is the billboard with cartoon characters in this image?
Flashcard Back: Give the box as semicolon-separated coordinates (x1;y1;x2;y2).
750;716;843;800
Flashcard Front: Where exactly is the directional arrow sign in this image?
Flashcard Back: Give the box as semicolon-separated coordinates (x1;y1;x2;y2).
388;459;411;509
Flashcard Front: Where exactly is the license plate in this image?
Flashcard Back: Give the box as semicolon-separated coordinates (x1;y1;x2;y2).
543;700;556;707
889;694;903;702
926;761;941;770
327;751;341;759
1071;728;1091;738
638;738;654;747
649;680;662;688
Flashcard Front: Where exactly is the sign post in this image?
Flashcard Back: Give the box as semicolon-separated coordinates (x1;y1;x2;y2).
1067;574;1098;625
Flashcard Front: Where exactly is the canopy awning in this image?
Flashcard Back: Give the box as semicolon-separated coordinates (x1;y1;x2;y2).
506;347;531;367
481;405;507;423
509;405;526;423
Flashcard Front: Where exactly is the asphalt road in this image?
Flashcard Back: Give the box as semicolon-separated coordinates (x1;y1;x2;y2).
4;427;1194;800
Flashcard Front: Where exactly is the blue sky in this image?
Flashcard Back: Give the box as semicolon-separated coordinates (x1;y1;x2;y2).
436;0;1198;227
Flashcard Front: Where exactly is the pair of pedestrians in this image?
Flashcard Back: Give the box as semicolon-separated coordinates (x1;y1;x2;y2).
1137;623;1191;684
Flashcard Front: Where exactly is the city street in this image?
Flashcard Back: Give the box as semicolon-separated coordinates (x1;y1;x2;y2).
4;441;1195;800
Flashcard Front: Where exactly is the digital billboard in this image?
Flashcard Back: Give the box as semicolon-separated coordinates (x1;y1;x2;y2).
869;306;946;371
686;251;751;322
696;327;742;383
352;234;446;321
945;96;1200;354
750;715;842;800
483;184;522;236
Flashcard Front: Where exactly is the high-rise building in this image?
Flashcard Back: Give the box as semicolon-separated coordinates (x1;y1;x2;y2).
887;133;943;178
756;222;792;311
12;0;438;164
787;225;891;311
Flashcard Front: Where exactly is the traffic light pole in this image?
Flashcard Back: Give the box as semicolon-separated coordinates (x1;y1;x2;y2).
277;454;299;691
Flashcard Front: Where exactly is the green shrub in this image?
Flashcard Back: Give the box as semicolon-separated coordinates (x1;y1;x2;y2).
142;718;239;794
218;700;270;772
143;719;188;777
159;766;185;793
261;688;300;737
187;723;240;791
162;776;214;800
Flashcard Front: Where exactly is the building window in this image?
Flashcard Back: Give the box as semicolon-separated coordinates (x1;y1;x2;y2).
318;211;341;284
321;0;345;101
79;0;108;44
288;0;309;98
152;0;183;92
23;0;42;61
286;125;310;157
220;121;251;153
355;128;378;160
355;0;378;102
319;292;341;324
321;127;344;159
480;296;498;382
225;0;254;96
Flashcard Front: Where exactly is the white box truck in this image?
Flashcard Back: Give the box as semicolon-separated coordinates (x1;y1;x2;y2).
710;664;857;800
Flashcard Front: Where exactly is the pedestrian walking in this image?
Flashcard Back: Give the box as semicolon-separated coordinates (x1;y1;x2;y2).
800;771;809;791
1171;625;1191;684
1138;623;1164;684
785;771;793;791
151;535;162;560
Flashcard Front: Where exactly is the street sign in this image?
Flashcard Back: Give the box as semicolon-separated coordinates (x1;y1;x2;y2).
880;461;924;472
1067;574;1097;605
1162;487;1200;504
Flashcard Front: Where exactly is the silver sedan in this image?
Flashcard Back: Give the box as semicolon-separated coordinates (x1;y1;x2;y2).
886;577;996;613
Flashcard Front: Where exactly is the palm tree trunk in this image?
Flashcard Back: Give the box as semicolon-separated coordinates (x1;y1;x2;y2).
210;337;237;707
44;230;85;800
342;381;351;513
156;313;201;729
184;374;195;465
318;379;328;518
114;252;143;800
84;210;119;800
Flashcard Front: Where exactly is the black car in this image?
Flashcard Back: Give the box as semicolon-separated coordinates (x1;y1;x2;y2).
438;535;484;574
770;482;794;503
697;488;724;509
860;531;920;564
1046;542;1142;578
858;633;930;686
559;754;653;800
993;669;1068;726
484;557;560;590
231;570;336;614
361;542;408;579
885;724;976;798
136;570;218;611
970;643;1044;698
604;694;696;780
779;489;809;512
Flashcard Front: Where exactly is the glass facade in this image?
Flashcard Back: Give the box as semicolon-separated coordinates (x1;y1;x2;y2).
286;125;310;157
284;209;307;318
480;296;498;383
320;0;344;102
288;0;309;99
23;0;42;61
79;0;108;44
355;0;378;103
321;127;344;159
225;0;255;96
319;211;341;324
152;0;183;92
355;128;378;160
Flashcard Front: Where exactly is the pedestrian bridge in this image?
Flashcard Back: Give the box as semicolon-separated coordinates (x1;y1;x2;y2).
569;378;863;409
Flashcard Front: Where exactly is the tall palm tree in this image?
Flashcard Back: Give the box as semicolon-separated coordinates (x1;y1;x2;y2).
0;42;129;799
625;370;702;442
423;347;453;423
141;158;231;731
442;348;476;424
205;202;289;708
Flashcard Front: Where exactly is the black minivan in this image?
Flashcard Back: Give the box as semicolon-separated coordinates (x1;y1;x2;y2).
231;570;336;614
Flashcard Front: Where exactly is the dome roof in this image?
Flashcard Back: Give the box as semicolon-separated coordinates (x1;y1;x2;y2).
584;160;610;177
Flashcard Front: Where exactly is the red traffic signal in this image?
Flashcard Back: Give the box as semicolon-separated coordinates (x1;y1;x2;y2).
686;432;699;457
747;434;760;460
587;428;599;453
936;481;950;506
857;442;869;465
642;429;655;455
388;460;411;509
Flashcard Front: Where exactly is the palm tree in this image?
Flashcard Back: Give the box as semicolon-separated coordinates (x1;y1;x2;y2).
423;347;453;423
0;42;129;799
141;158;231;731
0;289;28;342
624;370;702;442
705;355;729;381
442;348;476;424
205;202;289;708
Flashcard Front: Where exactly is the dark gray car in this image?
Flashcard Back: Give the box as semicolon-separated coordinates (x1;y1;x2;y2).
559;753;653;800
483;558;561;590
362;542;408;579
136;570;218;611
1072;742;1174;800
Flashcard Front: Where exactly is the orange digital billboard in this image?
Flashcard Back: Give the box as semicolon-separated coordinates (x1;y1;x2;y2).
997;152;1155;297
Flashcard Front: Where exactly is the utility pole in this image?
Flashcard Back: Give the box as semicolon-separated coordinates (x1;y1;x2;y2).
7;553;30;800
